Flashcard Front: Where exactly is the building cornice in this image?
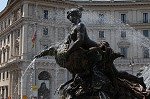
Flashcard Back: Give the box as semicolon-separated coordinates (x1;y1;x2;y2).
0;0;21;19
26;0;77;8
0;0;77;20
0;18;23;37
130;23;150;29
0;59;22;72
71;1;150;8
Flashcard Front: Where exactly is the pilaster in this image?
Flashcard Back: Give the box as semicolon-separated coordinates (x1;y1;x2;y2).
8;71;12;99
9;33;12;59
0;87;2;98
4;87;6;99
5;48;8;62
9;71;13;99
21;24;28;59
12;32;15;57
1;50;4;63
21;70;28;99
19;28;22;55
22;3;28;18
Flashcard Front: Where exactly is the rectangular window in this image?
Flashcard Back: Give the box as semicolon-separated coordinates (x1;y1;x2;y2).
6;72;9;79
3;38;5;45
121;31;126;38
99;31;104;38
143;30;149;37
120;47;127;58
99;14;104;24
44;10;48;19
43;27;48;35
143;13;148;23
121;14;126;23
3;72;5;80
7;48;9;61
8;19;10;25
143;47;149;58
3;52;5;62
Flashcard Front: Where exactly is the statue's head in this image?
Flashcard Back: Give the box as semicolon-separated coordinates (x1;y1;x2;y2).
67;7;83;23
40;82;47;89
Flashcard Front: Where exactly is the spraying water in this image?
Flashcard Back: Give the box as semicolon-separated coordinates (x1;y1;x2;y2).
20;58;36;98
82;10;150;56
22;58;36;78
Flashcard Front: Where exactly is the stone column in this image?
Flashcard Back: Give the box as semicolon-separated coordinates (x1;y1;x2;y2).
22;3;28;17
9;33;12;58
18;72;21;99
13;70;19;99
21;24;28;59
12;31;15;57
18;29;21;56
4;87;6;99
10;71;14;99
8;71;12;99
2;87;4;99
1;50;3;63
21;69;27;99
0;87;1;98
5;48;8;62
19;28;22;57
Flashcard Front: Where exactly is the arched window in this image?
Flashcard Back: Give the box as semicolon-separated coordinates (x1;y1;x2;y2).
38;71;50;80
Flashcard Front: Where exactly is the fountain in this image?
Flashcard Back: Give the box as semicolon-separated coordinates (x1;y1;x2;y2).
34;7;150;99
20;59;37;99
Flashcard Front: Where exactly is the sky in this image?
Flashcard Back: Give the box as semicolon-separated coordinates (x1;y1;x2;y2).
0;0;8;12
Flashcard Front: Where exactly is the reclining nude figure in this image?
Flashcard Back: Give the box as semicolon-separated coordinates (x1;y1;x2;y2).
35;7;147;98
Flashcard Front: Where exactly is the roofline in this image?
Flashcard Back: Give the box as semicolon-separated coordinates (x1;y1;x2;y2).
0;0;77;20
69;0;150;6
1;0;150;19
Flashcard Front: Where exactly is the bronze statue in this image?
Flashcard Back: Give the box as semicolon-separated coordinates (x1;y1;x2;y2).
38;82;50;99
35;7;149;99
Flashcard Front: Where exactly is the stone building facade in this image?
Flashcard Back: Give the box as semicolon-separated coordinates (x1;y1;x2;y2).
0;0;150;99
